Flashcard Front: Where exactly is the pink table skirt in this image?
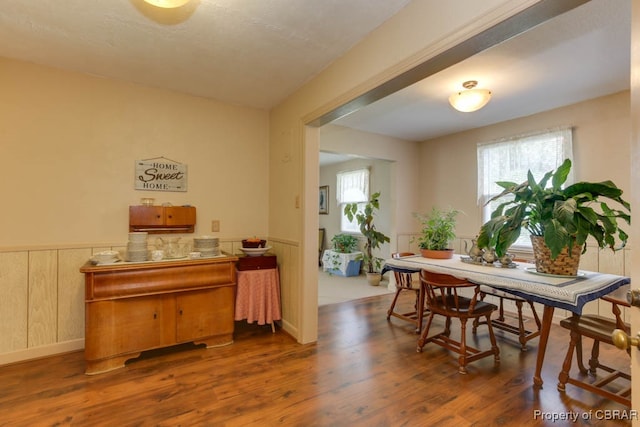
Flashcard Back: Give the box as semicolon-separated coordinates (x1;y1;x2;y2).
235;268;282;325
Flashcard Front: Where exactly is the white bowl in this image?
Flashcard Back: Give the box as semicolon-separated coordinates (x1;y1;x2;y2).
239;246;271;257
93;250;120;263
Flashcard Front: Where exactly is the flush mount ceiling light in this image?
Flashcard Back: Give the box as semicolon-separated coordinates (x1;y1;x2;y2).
448;80;492;112
143;0;191;8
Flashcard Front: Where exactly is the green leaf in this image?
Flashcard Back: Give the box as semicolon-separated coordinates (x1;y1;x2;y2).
551;158;572;189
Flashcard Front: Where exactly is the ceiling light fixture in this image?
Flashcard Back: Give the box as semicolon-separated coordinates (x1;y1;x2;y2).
143;0;191;8
448;80;492;112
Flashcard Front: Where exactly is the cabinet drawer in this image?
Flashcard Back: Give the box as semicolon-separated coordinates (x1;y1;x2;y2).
88;261;236;298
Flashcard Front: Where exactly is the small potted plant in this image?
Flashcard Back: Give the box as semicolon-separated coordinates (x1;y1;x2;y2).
414;207;459;259
477;159;630;276
323;233;361;276
344;192;391;285
331;233;359;254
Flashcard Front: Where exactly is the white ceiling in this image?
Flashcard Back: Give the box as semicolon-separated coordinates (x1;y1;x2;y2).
0;0;630;153
332;0;631;142
0;0;412;109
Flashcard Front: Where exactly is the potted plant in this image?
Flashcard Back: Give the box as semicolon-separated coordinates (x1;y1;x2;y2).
344;192;391;285
331;233;359;254
414;207;459;259
477;159;630;276
323;233;361;276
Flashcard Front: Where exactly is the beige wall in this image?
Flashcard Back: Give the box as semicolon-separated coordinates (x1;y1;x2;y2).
0;57;270;247
418;91;631;240
270;0;540;343
0;57;279;363
320;124;421;253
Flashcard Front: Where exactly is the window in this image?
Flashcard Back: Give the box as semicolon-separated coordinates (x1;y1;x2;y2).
337;168;369;233
477;127;573;248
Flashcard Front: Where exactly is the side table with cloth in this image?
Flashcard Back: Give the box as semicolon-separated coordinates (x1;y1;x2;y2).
382;254;630;388
235;268;282;333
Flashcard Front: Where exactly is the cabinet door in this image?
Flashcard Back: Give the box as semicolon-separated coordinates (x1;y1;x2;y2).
129;206;164;226
176;287;234;342
164;206;196;226
85;295;176;360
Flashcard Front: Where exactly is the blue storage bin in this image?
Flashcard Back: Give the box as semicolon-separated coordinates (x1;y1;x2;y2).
326;260;362;277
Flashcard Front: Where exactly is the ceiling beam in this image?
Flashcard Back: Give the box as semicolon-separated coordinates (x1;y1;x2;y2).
309;0;590;127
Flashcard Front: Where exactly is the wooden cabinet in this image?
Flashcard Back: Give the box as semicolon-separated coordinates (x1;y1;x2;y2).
81;256;237;375
129;205;196;233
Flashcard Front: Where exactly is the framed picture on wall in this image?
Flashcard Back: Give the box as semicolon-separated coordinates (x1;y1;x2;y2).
319;185;329;215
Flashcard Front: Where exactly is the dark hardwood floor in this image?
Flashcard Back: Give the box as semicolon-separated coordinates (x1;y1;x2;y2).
0;292;632;426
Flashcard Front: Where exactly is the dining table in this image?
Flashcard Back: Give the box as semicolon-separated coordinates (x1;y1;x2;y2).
382;253;631;388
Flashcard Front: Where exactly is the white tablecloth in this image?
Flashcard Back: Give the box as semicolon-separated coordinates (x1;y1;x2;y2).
382;254;630;314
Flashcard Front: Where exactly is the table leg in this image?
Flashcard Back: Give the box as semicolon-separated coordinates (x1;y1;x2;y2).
534;305;555;388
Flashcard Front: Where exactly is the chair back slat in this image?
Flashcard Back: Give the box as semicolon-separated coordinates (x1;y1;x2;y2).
420;270;481;314
391;252;417;290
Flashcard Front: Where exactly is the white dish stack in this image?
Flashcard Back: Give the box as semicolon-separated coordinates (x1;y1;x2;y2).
193;236;220;257
126;232;149;262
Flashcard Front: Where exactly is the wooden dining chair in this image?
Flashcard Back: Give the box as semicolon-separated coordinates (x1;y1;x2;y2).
475;286;541;351
386;252;427;333
473;256;541;351
417;270;500;374
557;290;631;406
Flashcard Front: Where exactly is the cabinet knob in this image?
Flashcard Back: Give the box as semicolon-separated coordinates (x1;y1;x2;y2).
153;312;157;319
179;309;183;316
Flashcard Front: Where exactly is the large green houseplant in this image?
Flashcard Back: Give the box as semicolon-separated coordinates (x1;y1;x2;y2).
477;159;630;275
344;192;391;285
413;207;460;259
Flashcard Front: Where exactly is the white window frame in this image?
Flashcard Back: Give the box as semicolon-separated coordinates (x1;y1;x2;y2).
336;168;370;233
477;127;573;249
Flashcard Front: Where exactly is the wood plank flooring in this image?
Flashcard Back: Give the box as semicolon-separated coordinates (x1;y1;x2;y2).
0;292;632;426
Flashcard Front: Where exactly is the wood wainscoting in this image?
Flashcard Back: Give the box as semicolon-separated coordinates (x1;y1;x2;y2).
0;237;300;366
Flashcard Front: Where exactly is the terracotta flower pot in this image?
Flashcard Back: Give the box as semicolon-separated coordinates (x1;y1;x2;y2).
420;248;454;259
366;272;382;286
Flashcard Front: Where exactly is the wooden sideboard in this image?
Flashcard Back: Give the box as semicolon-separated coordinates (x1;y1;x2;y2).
80;255;237;375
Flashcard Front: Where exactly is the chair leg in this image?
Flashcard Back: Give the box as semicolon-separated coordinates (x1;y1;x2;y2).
386;289;402;320
558;329;580;391
458;318;469;374
515;300;527;351
588;340;601;375
444;317;451;337
415;288;426;334
485;313;500;364
417;313;435;352
497;296;506;322
575;334;587;374
528;300;541;331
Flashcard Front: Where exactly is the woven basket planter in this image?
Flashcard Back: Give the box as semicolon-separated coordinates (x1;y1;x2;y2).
530;236;581;276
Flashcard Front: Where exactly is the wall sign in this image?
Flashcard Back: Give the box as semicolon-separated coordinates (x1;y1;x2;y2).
135;157;187;192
